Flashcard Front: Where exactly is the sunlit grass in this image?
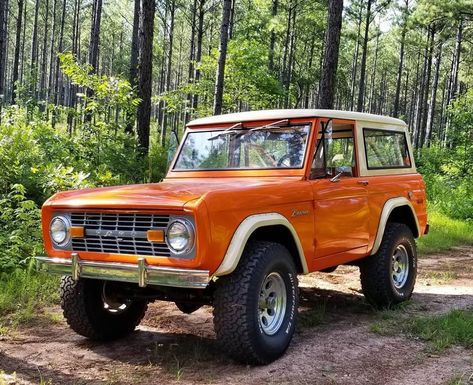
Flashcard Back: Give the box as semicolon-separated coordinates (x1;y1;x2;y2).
417;210;473;254
404;309;473;352
371;308;473;352
0;269;60;328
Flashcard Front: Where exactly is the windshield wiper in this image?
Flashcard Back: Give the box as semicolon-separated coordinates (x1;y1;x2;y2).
208;122;243;141
207;118;289;141
248;119;289;132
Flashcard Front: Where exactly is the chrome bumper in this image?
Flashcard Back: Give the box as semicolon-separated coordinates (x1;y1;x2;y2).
35;254;210;289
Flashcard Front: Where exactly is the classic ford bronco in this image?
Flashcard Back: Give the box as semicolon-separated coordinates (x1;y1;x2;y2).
37;109;428;364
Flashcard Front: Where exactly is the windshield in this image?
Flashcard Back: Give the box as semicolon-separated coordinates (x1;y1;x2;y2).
173;124;311;171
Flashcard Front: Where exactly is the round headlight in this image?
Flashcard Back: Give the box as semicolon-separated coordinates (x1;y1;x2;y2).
166;219;194;254
50;216;70;246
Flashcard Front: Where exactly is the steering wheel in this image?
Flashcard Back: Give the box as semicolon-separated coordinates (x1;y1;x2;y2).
277;154;292;167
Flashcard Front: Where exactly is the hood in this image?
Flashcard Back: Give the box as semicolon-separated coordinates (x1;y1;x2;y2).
43;177;301;210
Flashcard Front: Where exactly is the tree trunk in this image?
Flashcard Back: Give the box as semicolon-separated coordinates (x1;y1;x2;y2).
413;30;430;148
160;0;175;146
52;0;67;126
281;2;293;107
12;0;24;104
126;0;140;134
424;42;442;147
393;0;409;118
192;0;205;111
419;25;435;147
136;0;155;154
213;0;232;115
39;0;49;102
19;0;26;84
30;0;40;97
47;0;58;106
88;0;103;72
368;30;379;113
184;0;197;123
0;0;8;101
283;5;296;108
318;0;343;110
129;0;140;88
356;0;372;112
349;3;363;111
68;0;81;134
268;0;278;72
229;0;236;39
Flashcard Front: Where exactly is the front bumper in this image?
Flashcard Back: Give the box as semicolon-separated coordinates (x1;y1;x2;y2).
35;254;210;289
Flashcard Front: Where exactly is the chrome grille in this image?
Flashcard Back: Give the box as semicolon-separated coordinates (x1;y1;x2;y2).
71;212;171;257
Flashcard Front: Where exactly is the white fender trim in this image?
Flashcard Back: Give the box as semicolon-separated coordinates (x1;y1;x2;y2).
213;213;309;277
371;197;420;255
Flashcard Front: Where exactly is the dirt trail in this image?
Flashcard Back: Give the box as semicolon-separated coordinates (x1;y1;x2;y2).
1;247;472;385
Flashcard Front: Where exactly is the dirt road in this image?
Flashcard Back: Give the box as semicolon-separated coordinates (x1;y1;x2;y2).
1;247;472;385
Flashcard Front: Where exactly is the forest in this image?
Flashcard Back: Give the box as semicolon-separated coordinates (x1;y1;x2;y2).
0;0;473;320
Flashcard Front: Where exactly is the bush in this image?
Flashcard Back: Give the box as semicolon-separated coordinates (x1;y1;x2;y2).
417;145;473;221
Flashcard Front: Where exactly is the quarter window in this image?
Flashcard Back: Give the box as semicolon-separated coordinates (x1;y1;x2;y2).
363;129;411;169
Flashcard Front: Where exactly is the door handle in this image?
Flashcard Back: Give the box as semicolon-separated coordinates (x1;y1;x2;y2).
358;180;369;186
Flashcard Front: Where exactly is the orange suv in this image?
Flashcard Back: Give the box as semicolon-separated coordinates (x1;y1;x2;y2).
37;109;429;364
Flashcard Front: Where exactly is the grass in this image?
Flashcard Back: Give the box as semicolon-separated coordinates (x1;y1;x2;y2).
405;309;473;352
421;271;459;283
446;372;473;385
298;300;328;328
417;210;473;254
0;269;60;329
371;308;473;353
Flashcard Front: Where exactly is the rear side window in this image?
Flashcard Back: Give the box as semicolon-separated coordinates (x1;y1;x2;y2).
363;128;411;169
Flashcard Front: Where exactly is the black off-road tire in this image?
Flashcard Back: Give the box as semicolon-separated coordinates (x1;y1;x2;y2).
175;301;202;314
213;241;299;365
60;276;148;340
360;222;417;308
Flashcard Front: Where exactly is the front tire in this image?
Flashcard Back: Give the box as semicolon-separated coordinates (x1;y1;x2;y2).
60;277;148;340
213;241;299;365
360;222;417;308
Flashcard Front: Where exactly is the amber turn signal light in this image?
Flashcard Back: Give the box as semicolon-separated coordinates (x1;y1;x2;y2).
147;229;165;243
70;226;85;238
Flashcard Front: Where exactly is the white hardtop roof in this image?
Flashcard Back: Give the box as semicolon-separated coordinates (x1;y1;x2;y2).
187;109;406;127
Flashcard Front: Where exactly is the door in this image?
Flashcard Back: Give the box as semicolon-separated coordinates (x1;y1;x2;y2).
309;120;370;259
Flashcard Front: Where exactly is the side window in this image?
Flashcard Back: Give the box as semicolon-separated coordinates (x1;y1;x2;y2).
363;129;411;169
310;122;355;179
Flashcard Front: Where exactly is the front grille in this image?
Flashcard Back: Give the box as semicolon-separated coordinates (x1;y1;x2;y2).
71;212;171;257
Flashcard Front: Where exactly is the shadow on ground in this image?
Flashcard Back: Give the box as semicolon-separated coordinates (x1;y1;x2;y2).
1;283;472;385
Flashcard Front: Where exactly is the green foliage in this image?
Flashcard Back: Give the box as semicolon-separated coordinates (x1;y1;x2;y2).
59;52;140;120
371;307;473;352
417;90;473;221
0;184;42;271
0;269;59;327
417;210;473;254
404;309;473;352
174;39;283;117
0;54;172;273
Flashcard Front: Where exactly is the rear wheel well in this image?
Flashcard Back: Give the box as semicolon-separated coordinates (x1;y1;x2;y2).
247;225;304;274
387;206;419;238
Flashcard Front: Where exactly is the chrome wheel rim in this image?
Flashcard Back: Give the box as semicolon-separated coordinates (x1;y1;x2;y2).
391;245;409;289
258;272;287;335
101;283;131;314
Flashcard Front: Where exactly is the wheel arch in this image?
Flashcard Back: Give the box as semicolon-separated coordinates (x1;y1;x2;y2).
213;213;309;277
371;197;420;255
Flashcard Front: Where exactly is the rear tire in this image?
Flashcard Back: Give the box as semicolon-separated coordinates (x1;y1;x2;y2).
60;277;148;340
360;222;417;308
213;241;299;365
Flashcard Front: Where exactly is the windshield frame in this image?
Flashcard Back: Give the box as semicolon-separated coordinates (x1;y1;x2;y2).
166;118;317;178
